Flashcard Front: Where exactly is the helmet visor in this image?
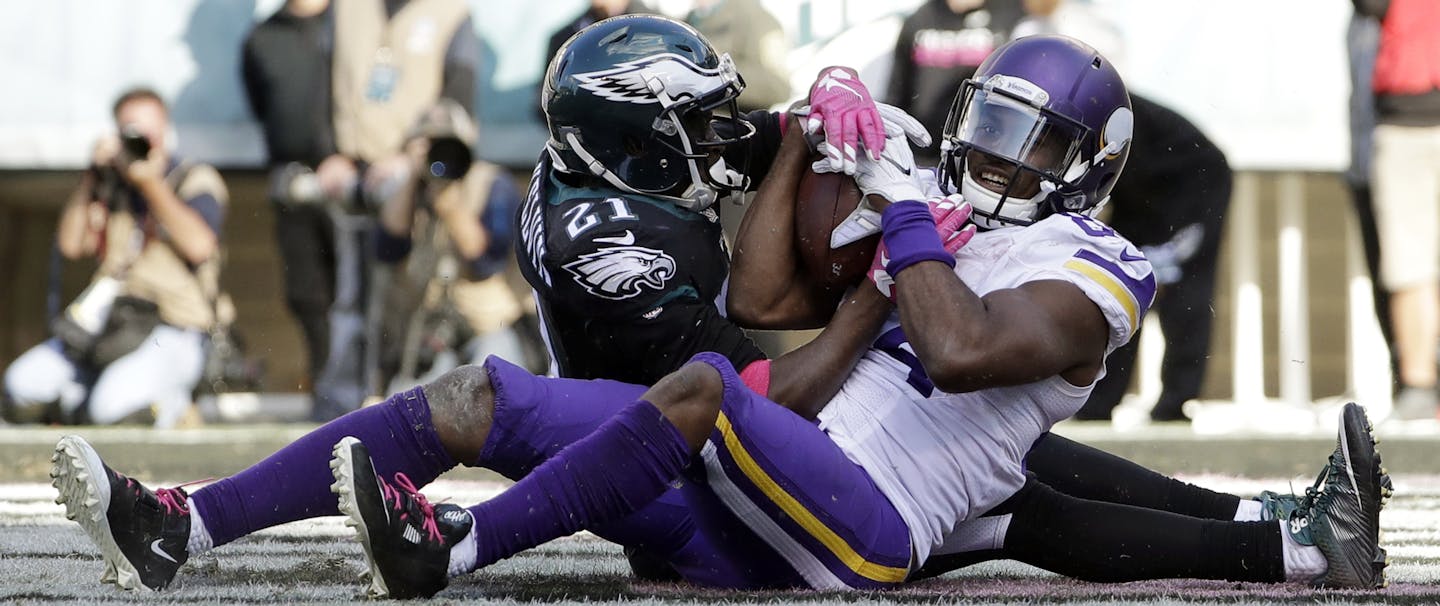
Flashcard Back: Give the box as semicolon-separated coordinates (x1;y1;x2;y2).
953;87;1083;177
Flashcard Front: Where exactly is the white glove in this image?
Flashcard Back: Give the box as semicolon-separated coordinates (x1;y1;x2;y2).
829;198;882;248
821;104;932;248
846;117;927;204
875;102;931;149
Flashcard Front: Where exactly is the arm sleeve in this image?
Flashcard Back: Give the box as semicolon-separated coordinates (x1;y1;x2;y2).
441;16;480;113
186;194;225;236
722;109;784;191
1042;217;1157;351
175;164;228;236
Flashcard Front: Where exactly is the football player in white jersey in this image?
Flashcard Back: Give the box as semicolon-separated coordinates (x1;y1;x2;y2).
731;34;1388;588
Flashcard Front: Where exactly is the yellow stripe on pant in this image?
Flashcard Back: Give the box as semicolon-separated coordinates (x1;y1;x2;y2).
714;411;909;584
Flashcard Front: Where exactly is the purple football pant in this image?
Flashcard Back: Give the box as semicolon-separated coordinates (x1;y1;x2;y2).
480;354;913;590
479;356;786;588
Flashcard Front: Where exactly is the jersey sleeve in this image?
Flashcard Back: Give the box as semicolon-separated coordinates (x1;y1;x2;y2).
176;163;228;237
724;109;784;191
1023;214;1157;352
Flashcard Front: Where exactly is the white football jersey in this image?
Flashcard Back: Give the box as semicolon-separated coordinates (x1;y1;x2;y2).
817;211;1156;568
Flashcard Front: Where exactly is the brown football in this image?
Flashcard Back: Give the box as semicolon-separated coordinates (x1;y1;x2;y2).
794;168;879;293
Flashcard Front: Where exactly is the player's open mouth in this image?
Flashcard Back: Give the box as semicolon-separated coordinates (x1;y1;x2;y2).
977;166;1011;192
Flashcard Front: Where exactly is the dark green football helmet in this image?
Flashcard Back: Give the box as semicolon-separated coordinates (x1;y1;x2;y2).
542;15;754;211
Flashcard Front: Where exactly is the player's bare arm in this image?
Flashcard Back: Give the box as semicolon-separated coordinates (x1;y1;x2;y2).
728;115;843;329
765;285;891;418
892;256;1108;392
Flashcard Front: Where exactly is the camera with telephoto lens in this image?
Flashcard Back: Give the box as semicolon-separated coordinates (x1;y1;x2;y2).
89;127;152;209
409;99;477;184
119;126;151;159
422;135;472;182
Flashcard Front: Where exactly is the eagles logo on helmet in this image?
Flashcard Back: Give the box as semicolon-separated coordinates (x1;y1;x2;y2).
542;15;755;212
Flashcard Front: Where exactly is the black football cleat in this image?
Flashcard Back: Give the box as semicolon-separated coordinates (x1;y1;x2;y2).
1286;403;1388;589
51;435;192;591
330;436;473;599
1330;402;1390;586
1335;402;1394;511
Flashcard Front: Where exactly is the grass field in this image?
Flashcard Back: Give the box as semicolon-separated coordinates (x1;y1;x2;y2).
2;421;1438;605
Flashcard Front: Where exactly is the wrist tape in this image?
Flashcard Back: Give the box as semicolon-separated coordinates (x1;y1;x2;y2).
881;200;955;277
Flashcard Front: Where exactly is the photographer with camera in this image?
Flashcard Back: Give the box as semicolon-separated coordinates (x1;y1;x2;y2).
371;100;525;392
243;0;479;421
259;0;480;421
2;88;228;427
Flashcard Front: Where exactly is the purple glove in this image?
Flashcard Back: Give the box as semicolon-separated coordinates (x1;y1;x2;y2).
806;66;885;174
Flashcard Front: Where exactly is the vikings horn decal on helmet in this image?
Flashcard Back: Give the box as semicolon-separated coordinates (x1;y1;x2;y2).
543;15;755;211
563;245;678;300
938;34;1133;229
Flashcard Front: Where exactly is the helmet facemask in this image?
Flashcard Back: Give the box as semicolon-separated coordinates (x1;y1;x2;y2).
939;75;1095;229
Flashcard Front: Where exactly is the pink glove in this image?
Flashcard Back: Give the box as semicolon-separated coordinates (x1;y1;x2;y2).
867;196;977;301
806;66;885;175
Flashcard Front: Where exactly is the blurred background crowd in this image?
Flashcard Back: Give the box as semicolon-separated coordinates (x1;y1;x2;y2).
0;0;1434;430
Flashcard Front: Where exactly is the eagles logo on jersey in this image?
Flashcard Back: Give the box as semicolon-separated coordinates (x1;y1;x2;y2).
562;245;678;300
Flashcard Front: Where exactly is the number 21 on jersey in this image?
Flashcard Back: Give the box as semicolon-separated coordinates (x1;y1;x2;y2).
564;198;637;239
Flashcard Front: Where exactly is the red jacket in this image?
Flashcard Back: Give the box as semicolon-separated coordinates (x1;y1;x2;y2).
1373;0;1440;95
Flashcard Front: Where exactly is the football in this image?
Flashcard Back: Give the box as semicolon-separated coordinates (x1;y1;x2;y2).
794;168;879;293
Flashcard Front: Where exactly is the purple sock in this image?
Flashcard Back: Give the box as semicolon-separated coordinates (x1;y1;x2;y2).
465;399;691;571
191;387;457;547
